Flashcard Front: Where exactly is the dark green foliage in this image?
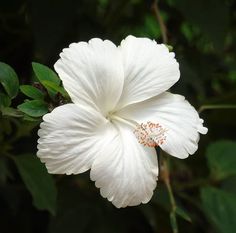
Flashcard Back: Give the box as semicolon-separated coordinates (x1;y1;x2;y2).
0;62;19;98
13;154;57;215
175;206;192;223
0;93;11;109
0;0;236;233
18;100;48;117
201;187;236;233
32;62;60;86
1;107;24;117
32;62;61;97
41;80;69;98
20;85;44;100
206;141;236;180
172;0;229;48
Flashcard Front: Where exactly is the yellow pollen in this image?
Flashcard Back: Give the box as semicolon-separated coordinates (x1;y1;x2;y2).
134;121;167;147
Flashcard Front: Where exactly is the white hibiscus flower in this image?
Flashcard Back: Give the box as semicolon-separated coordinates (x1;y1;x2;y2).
37;35;207;208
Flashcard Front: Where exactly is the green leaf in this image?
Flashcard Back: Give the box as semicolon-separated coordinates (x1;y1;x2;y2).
0;62;19;98
41;80;69;98
143;15;161;38
20;85;44;100
32;62;60;86
32;62;61;98
206;140;236;180
23;115;41;122
1;107;24;117
174;0;229;48
170;212;178;233
201;187;236;233
0;92;11;109
176;206;192;222
18;100;48;117
13;154;57;215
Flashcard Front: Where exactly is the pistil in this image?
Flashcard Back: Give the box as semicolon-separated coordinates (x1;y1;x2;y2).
108;113;167;148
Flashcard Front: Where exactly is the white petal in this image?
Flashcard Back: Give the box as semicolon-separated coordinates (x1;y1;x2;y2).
37;103;112;174
90;122;158;208
54;39;124;115
117;92;208;159
116;35;180;109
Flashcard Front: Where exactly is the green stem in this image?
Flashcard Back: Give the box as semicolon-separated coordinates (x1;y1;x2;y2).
198;104;236;113
161;155;178;233
152;0;168;44
167;180;178;233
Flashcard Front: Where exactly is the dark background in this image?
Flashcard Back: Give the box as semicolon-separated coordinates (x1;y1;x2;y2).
0;0;236;233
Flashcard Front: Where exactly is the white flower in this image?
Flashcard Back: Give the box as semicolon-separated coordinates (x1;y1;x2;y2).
37;35;208;208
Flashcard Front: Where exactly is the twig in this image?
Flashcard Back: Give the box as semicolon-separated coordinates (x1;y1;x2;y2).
160;155;178;233
152;0;168;44
198;104;236;113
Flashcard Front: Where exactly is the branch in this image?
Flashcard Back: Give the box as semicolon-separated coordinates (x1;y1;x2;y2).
152;0;168;44
198;104;236;113
160;155;178;233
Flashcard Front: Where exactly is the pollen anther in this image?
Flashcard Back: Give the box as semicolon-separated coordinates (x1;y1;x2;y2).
134;121;167;147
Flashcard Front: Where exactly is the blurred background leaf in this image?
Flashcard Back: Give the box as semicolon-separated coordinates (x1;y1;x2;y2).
13;154;57;215
201;187;236;233
0;0;236;232
206;141;236;180
0;62;19;98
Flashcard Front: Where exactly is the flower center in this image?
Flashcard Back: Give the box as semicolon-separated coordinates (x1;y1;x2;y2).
134;121;167;147
107;113;167;148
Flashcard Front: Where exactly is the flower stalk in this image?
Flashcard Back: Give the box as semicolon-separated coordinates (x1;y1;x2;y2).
152;0;168;44
161;154;178;233
153;2;179;232
198;104;236;113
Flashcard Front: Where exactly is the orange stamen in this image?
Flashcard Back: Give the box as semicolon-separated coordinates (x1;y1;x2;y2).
134;121;167;147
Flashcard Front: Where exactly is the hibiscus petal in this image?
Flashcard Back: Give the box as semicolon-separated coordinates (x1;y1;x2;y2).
37;103;112;174
38;104;158;208
117;92;208;159
116;35;180;109
90;122;158;208
54;39;124;115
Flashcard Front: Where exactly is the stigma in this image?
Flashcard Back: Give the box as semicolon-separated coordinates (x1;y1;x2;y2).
134;121;167;147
